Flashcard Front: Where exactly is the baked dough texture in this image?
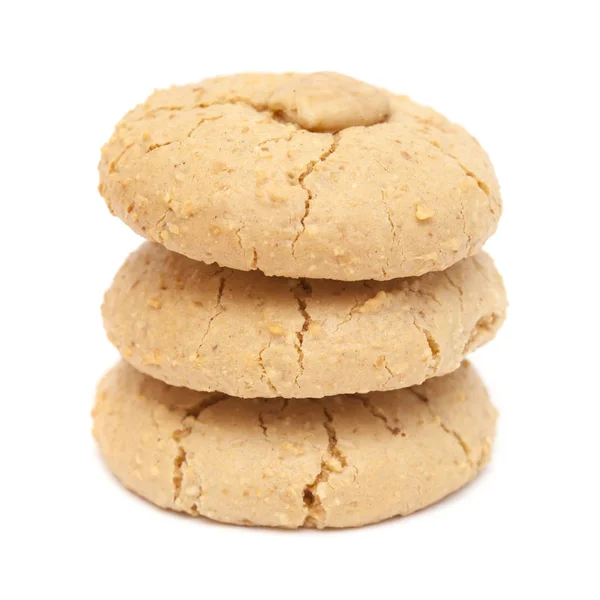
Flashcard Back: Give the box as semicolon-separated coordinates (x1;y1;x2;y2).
102;243;507;398
93;361;496;529
98;72;501;281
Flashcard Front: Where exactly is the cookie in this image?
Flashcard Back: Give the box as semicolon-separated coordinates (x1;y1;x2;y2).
93;361;496;528
102;243;507;398
99;72;501;281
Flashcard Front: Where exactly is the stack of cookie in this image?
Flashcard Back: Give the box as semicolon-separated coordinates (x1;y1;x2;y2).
94;72;506;528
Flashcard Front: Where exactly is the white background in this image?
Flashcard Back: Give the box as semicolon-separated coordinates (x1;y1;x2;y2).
2;1;599;598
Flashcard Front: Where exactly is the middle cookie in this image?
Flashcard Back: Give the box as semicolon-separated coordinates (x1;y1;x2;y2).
103;243;507;398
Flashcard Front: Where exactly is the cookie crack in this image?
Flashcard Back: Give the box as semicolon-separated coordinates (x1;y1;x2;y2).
181;394;228;419
405;278;443;307
425;139;490;197
380;190;398;278
443;270;464;308
257;340;278;395
332;288;369;333
172;428;192;506
292;133;340;255
187;114;224;137
153;402;199;509
141;115;225;163
108;143;134;172
112;99;288;176
170;395;228;513
410;388;473;467
233;226;245;250
257;128;299;148
130;98;271;122
423;138;493;253
290;280;313;387
146;141;175;154
302;405;349;528
257;404;269;440
255;398;286;441
410;311;440;376
133;94;304;131
458;192;471;254
382;358;396;386
358;395;406;437
443;270;466;338
172;444;188;503
195;275;228;355
154;207;173;238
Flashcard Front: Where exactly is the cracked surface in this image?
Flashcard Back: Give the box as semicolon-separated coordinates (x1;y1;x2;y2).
102;243;507;398
93;361;496;529
293;133;340;255
98;72;501;281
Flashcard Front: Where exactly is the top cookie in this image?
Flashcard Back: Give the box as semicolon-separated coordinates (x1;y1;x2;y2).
99;72;501;281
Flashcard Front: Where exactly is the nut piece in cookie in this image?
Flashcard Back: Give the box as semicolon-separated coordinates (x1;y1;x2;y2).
267;72;391;132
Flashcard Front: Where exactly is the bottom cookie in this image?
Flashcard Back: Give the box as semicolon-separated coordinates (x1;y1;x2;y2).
93;361;496;528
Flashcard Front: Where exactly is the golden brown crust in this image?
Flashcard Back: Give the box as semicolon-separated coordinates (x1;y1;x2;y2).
98;72;501;281
93;361;496;528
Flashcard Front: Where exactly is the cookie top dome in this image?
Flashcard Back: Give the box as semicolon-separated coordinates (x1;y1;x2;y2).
99;72;501;280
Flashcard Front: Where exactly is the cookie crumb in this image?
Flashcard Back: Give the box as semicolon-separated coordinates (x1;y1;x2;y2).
416;204;434;220
146;297;162;309
268;323;285;335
